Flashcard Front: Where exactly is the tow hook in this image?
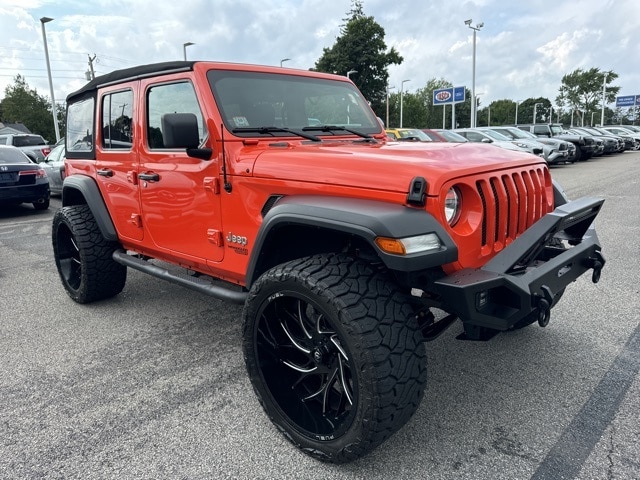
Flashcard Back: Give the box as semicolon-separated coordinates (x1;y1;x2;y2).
536;286;554;328
536;298;551;327
591;259;603;283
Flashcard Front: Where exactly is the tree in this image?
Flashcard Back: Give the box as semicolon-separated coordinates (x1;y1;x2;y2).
314;0;402;115
0;75;63;142
555;68;620;126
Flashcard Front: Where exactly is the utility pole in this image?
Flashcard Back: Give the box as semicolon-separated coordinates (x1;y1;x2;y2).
86;54;96;81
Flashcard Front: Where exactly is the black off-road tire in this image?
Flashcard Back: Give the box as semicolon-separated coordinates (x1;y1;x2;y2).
242;253;427;463
52;205;126;303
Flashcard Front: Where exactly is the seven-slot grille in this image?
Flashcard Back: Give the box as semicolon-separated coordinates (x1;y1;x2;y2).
475;167;549;249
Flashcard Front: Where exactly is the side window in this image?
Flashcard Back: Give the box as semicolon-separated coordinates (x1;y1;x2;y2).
146;82;206;149
66;96;95;153
102;90;134;149
533;126;546;135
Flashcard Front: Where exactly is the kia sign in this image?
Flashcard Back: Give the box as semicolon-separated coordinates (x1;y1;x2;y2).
615;95;640;108
433;86;466;105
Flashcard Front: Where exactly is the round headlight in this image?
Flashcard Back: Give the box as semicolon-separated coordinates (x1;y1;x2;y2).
444;187;461;225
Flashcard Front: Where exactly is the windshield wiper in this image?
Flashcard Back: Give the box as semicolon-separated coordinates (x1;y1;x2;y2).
232;126;321;142
302;125;374;141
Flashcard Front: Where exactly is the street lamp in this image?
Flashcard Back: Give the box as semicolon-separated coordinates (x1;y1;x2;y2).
465;19;484;128
514;99;521;125
346;70;357;79
40;17;60;143
533;102;543;124
400;79;410;128
385;85;395;128
601;72;608;126
280;58;290;67
183;42;194;60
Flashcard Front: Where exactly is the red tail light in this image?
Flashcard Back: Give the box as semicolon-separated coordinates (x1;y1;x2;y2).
41;147;51;157
19;169;47;178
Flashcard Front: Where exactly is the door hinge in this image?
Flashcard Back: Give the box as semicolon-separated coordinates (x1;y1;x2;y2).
207;229;223;246
204;177;220;194
129;213;142;228
127;170;138;185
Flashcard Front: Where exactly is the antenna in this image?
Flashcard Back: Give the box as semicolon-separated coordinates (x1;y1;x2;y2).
221;124;232;193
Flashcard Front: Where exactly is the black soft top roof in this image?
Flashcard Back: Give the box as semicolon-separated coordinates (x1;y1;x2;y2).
67;61;196;101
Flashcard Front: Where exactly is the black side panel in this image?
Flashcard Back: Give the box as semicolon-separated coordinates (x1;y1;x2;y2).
245;195;457;287
62;175;118;241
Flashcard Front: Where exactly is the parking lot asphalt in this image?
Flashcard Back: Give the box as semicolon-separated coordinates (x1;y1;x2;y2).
0;150;638;479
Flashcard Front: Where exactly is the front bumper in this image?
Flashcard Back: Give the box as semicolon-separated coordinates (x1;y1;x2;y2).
432;196;605;330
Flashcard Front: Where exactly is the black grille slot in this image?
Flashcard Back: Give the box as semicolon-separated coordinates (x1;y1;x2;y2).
475;167;548;250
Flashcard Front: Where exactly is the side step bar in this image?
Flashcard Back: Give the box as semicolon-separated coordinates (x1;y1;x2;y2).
112;250;248;304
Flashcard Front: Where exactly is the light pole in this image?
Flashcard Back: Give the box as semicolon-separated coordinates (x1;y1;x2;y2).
347;70;357;79
601;72;608;126
40;17;60;143
464;19;483;128
514;100;521;125
400;79;410;128
183;42;194;60
533;102;543;124
385;85;395;128
280;58;290;67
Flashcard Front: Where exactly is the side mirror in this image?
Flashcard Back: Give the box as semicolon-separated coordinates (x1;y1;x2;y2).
161;113;211;160
161;113;200;148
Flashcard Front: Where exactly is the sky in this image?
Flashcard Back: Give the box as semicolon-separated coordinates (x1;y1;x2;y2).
0;0;639;112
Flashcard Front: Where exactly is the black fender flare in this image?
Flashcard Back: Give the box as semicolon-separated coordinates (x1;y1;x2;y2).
62;175;118;241
245;195;458;287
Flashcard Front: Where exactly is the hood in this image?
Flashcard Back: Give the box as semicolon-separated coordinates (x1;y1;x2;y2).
246;140;543;195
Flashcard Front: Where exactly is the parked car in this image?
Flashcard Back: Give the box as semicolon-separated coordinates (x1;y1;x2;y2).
478;126;571;165
41;144;66;196
0;145;50;209
569;127;621;154
453;128;544;156
424;129;469;142
0;133;51;162
599;126;639;150
385;128;434;142
516;124;596;161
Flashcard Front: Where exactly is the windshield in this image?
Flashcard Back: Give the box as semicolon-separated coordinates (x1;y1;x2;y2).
393;129;432;141
483;130;510;141
550;124;564;135
500;128;531;140
207;70;381;138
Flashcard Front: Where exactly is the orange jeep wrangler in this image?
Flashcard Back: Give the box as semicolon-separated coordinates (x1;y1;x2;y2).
52;61;605;463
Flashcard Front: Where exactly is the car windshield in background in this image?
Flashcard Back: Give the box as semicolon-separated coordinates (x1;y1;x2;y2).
13;135;47;147
207;70;381;138
483;130;511;141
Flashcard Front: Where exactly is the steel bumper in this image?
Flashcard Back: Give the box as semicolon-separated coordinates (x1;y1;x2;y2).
432;196;605;330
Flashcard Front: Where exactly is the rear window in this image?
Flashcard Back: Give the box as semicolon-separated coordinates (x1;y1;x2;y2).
13;135;47;147
0;148;31;164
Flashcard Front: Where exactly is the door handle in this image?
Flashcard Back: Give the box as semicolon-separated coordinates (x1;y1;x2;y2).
97;168;114;177
138;172;160;182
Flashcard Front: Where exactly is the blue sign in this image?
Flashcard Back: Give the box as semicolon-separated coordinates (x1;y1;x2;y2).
434;86;466;105
616;95;638;107
454;86;466;103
